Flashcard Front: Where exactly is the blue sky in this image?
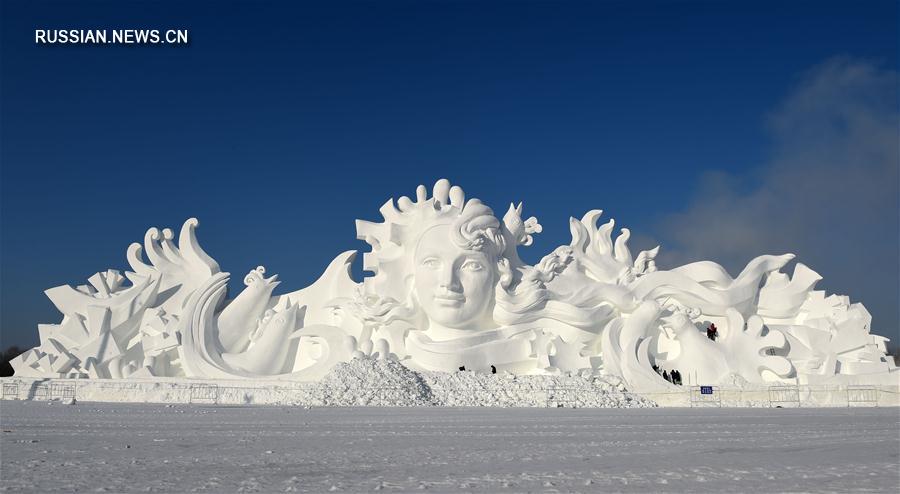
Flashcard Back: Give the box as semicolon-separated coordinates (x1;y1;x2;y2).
1;1;898;347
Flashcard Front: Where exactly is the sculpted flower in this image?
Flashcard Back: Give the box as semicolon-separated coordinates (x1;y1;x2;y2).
522;216;542;246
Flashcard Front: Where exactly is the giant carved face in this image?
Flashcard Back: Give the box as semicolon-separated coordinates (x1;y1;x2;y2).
413;225;497;330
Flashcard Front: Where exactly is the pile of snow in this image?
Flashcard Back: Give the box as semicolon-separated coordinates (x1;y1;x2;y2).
423;369;654;408
309;358;434;407
301;357;654;408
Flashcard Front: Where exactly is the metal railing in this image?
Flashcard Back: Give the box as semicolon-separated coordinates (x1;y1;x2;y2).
2;382;18;399
847;386;878;407
690;386;722;407
0;378;894;408
51;383;76;400
768;385;801;408
189;384;219;404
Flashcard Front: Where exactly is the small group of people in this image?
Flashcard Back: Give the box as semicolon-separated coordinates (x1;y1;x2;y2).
458;365;498;374
652;364;683;385
707;323;719;341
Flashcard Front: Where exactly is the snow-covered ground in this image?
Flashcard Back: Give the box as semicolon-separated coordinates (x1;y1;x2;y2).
1;401;897;493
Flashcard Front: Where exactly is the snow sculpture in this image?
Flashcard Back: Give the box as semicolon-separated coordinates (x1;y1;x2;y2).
12;180;898;389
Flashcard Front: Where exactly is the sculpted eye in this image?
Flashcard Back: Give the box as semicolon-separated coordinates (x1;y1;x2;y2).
461;260;484;271
421;258;440;269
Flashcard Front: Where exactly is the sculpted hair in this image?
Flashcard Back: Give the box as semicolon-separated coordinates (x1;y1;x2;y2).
348;179;619;333
448;200;506;257
346;201;507;328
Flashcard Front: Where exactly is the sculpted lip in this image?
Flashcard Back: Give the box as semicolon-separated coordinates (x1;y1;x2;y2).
433;293;465;305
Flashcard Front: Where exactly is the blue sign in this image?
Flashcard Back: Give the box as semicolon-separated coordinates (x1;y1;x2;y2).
700;386;714;395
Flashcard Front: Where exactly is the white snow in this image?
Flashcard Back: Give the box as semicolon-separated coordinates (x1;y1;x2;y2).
309;358;655;408
312;358;436;407
1;401;898;492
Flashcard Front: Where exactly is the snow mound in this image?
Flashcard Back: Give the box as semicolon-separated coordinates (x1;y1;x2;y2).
311;358;435;406
423;369;655;408
307;357;654;408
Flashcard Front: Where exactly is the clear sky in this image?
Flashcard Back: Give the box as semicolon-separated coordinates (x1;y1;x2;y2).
1;1;898;347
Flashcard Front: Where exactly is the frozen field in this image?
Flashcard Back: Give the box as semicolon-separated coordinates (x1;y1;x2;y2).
1;401;898;493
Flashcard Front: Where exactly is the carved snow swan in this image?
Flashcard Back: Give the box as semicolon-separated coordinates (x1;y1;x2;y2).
216;266;280;353
221;301;302;375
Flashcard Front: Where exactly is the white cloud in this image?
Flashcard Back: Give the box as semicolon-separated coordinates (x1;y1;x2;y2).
653;58;899;339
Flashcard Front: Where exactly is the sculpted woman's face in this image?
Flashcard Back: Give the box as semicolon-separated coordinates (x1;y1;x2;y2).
413;225;496;330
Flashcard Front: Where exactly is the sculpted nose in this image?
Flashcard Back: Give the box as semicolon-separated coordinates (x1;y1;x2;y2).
438;266;461;291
